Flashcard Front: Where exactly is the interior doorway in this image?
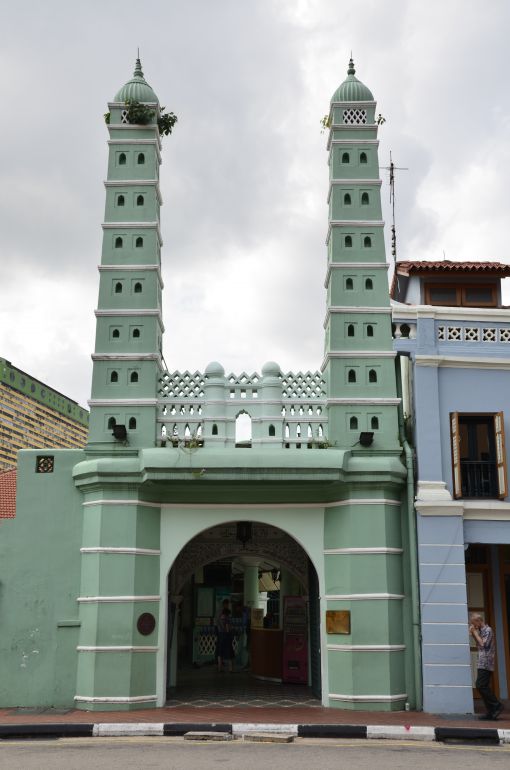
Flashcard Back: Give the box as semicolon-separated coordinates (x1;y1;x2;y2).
166;521;321;706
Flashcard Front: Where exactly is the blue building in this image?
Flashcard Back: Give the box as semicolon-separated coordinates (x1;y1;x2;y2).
392;260;510;713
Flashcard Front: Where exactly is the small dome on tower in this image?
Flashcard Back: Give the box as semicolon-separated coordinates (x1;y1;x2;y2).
261;361;281;377
114;57;159;104
205;361;225;377
331;58;373;102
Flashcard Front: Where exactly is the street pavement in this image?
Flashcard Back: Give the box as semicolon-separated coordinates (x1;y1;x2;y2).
0;737;509;770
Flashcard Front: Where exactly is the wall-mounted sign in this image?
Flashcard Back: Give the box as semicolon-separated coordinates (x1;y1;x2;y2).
326;610;350;634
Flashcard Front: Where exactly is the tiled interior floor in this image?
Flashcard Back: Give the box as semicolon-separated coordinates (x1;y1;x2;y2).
166;664;320;708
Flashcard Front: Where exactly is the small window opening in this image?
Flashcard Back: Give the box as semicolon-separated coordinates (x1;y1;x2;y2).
114;281;123;293
350;416;358;430
347;324;355;337
107;417;116;429
344;193;351;205
130;372;139;383
129;417;137;430
367;324;374;337
345;235;353;248
361;192;369;205
112;328;120;338
269;424;276;437
235;412;252;446
132;328;140;338
363;236;372;248
348;369;356;383
342;152;350;164
346;277;354;290
365;277;373;289
134;282;142;294
136;195;144;206
118;153;126;165
360;152;367;164
110;371;118;383
369;369;377;383
115;236;123;248
117;194;125;206
135;237;143;248
371;416;379;430
137;153;145;165
212;423;218;436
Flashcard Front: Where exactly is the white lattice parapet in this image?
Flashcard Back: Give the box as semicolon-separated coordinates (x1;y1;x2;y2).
156;364;328;449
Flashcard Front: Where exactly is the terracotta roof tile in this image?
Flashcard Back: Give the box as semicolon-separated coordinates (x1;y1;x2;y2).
395;260;510;276
0;469;16;518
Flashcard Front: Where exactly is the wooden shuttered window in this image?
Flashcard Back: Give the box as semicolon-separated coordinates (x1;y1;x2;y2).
451;412;462;499
494;411;508;499
450;411;508;500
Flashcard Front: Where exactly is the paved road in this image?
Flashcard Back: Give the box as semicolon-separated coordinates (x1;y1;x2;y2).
0;737;509;769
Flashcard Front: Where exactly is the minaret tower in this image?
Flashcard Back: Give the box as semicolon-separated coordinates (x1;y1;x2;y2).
323;59;399;449
88;58;163;449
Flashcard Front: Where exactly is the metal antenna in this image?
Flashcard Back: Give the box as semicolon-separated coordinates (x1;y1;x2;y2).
382;151;408;265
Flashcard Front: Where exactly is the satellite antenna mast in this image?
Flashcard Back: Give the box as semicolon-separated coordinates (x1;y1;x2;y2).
382;151;408;266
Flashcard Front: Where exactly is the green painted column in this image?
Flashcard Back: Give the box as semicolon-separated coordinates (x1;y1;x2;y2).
324;492;406;710
74;486;161;711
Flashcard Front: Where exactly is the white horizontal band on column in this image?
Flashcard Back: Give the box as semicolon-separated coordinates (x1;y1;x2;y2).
80;547;160;556
327;644;405;652
329;693;407;702
77;646;158;653
81;498;400;510
324;547;403;555
76;595;160;603
74;695;157;704
325;593;404;600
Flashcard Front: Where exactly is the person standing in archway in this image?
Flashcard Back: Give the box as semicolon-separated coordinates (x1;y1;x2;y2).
216;599;234;672
469;613;503;720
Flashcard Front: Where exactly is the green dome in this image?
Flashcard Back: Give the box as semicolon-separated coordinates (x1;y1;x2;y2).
331;58;373;102
114;58;159;103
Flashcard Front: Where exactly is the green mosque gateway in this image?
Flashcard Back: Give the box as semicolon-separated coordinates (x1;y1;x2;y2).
0;59;420;711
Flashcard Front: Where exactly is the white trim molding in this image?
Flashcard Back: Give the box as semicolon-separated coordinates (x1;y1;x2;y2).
416;354;510;371
76;595;160;603
326;398;401;405
80;547;160;556
327;644;405;652
91;354;161;362
83;499;161;508
98;264;164;288
323;351;397;358
74;695;157;704
107;138;162;163
324;547;403;555
104;179;163;205
102;220;163;246
77;646;158;653
329;693;407;703
324;262;389;288
81;498;399;511
392;305;510;323
88;399;158;407
325;593;404;601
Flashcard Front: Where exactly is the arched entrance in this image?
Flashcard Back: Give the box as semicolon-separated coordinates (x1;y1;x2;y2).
165;521;321;706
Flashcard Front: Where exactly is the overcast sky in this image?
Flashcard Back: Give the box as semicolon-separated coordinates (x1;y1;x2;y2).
1;0;509;409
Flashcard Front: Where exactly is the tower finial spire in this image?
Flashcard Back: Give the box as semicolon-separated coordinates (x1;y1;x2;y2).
134;53;144;79
347;56;355;75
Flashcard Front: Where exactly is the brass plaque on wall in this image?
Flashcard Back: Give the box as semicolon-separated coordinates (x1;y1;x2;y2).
326;610;351;634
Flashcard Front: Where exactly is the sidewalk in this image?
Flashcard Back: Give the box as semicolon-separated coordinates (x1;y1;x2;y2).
1;702;509;743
